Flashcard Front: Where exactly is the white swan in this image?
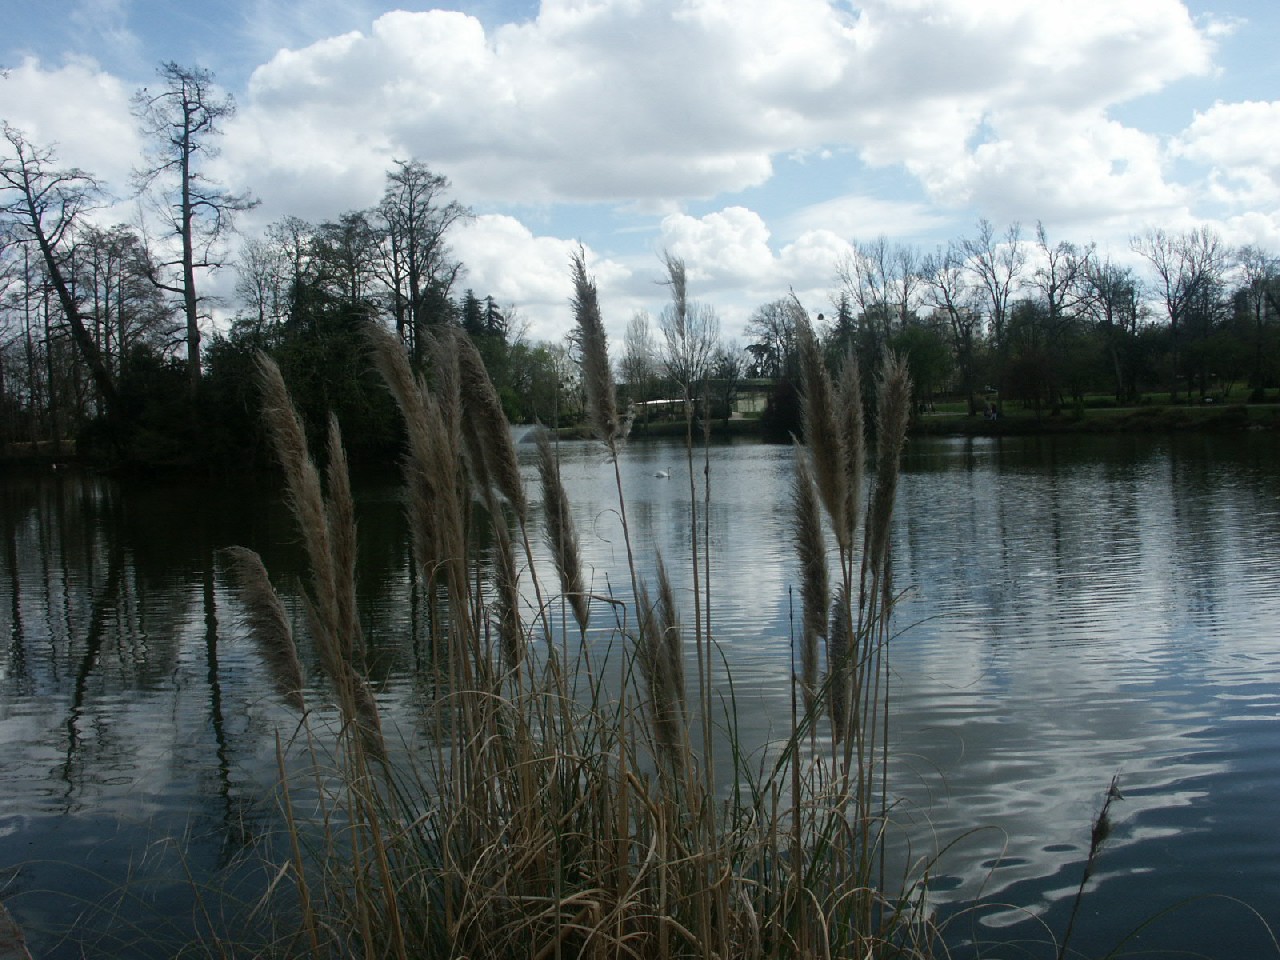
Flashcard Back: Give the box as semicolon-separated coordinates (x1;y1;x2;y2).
655;467;670;478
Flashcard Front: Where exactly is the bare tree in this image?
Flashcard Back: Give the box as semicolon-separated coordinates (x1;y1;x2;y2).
76;224;176;377
314;211;379;307
1082;254;1142;402
234;234;290;337
620;309;659;420
920;241;980;414
1011;222;1092;407
892;242;922;330
657;252;720;406
1;123;119;421
0;223;30;441
964;218;1026;404
133;62;257;395
837;236;921;343
710;340;746;424
1235;245;1280;397
1031;222;1089;337
373;159;470;362
744;297;803;379
839;236;892;334
1131;226;1229;402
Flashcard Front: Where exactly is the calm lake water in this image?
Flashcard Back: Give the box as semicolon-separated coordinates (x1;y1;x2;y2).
3;431;1280;958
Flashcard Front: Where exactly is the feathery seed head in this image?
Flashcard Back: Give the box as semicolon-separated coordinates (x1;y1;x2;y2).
454;328;526;521
536;429;590;632
796;312;849;550
827;585;854;743
793;447;828;718
866;349;912;581
836;349;866;546
222;546;305;712
571;248;620;447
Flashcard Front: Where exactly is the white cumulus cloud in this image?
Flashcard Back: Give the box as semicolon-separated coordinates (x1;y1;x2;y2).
1175;100;1280;209
4;0;1255;341
0;57;140;190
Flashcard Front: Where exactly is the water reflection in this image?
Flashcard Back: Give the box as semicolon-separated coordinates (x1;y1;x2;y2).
2;432;1280;958
888;434;1280;956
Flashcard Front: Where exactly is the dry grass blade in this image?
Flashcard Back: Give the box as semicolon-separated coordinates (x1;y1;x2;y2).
368;323;469;615
429;329;464;458
536;429;590;633
662;250;688;334
423;334;473;615
324;416;386;762
257;354;386;763
366;323;432;468
348;667;388;765
221;545;306;712
366;324;444;582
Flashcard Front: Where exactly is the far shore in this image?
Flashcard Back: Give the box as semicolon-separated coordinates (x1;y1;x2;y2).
5;401;1279;470
609;399;1280;442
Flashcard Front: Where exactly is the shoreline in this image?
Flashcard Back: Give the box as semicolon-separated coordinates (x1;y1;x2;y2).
611;400;1280;442
4;402;1278;471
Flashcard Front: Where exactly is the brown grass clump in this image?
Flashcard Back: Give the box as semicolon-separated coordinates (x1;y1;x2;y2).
255;355;383;760
222;271;927;960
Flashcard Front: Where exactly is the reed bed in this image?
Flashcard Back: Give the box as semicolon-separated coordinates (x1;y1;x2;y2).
225;257;926;959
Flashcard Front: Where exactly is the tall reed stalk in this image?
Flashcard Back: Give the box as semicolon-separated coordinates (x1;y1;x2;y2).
225;262;925;960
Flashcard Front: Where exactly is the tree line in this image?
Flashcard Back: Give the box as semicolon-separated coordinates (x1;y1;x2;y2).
0;63;580;468
617;220;1280;440
799;221;1279;420
4;62;1279;469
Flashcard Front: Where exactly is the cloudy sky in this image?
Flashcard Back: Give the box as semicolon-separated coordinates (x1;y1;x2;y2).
2;0;1277;343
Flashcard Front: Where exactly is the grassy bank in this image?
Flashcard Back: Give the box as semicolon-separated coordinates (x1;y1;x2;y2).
911;401;1280;436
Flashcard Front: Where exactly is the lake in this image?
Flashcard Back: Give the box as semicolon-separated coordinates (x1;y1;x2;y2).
3;431;1280;958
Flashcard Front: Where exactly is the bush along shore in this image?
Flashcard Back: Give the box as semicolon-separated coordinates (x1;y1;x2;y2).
213;251;947;960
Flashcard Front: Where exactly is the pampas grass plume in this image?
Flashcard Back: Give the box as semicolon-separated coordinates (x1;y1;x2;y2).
571;248;620;447
827;584;853;743
793;448;827;718
491;503;524;672
222;546;306;712
454;328;526;521
866;350;912;581
796;313;850;551
536;429;590;633
836;349;866;549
